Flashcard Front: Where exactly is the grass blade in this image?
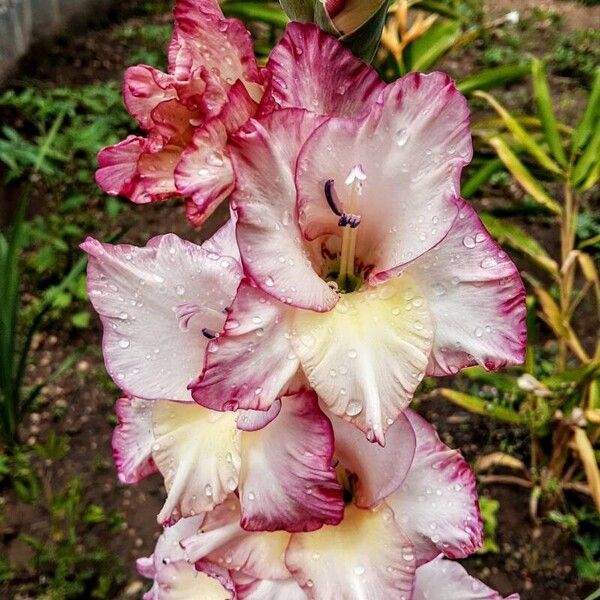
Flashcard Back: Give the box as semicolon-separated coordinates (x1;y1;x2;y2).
531;59;567;167
488;136;562;214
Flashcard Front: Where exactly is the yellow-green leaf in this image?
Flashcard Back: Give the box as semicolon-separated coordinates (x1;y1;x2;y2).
532;59;568;167
573;121;600;188
573;427;600;512
488;137;562;214
458;64;530;96
475;91;563;175
481;213;558;276
572;68;600;150
438;389;525;425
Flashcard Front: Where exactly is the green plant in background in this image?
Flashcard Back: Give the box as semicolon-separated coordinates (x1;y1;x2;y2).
439;63;600;517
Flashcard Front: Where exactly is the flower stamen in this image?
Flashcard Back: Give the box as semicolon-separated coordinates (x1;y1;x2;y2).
337;165;365;291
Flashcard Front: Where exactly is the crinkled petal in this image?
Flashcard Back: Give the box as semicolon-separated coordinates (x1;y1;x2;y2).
402;201;526;375
330;411;416;508
285;503;416;599
139;516;234;600
175;81;257;227
170;0;263;99
412;555;519;600
192;281;299;412
123;65;178;130
96;136;147;201
82;233;241;401
201;214;240;262
238;390;343;532
387;410;483;564
260;23;384;117
137;143;182;200
112;397;158;484
290;276;433;444
153;561;233;600
234;575;306;600
182;496;291;581
231;109;338;312
296;72;471;280
236;401;282;432
151;400;240;525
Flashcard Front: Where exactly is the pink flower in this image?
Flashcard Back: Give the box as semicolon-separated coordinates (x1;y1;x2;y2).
95;0;265;226
191;68;526;444
137;410;489;599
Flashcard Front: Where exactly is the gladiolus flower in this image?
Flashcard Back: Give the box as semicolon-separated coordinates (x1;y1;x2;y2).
191;63;526;444
95;0;265;226
137;409;488;599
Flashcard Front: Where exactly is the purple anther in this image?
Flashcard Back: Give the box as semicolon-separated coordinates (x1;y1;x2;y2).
202;328;219;339
338;214;349;227
324;179;343;216
347;214;362;228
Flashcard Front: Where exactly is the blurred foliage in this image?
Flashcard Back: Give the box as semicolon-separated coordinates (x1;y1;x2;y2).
441;64;600;520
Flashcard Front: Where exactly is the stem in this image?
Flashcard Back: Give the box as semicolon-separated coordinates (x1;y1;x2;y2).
558;177;579;370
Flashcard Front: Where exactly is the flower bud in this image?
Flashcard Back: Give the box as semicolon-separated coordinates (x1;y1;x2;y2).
279;0;390;62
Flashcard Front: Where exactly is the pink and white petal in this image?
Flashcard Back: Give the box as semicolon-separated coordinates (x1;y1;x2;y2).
234;575;306;600
151;400;241;524
296;72;471;279
112;396;158;484
231;109;338;311
96;136;147;201
192;281;299;412
403;201;526;375
330;411;416;508
261;23;384;118
154;561;234;600
136;516;221;600
82;233;241;401
175;82;257;227
291;276;433;444
182;496;291;581
386;410;483;564
238;390;343;532
123;65;177;130
285;503;416;599
236;401;282;432
412;556;519;600
201;215;240;263
171;1;263;98
137;143;183;200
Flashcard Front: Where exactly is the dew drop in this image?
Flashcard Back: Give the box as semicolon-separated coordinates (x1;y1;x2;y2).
463;236;476;249
345;400;362;416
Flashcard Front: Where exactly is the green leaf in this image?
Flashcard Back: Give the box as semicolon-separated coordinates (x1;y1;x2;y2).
71;310;91;329
407;19;460;73
439;389;525;425
487;136;562;215
457;64;531;96
461;366;521;394
531;59;568;167
573;119;600;188
480;213;559;275
475;91;563;176
478;497;500;554
572;68;600;150
461;158;504;199
277;0;315;21
223;3;289;28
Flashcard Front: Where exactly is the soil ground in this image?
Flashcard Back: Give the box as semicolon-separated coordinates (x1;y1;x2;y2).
0;0;599;598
